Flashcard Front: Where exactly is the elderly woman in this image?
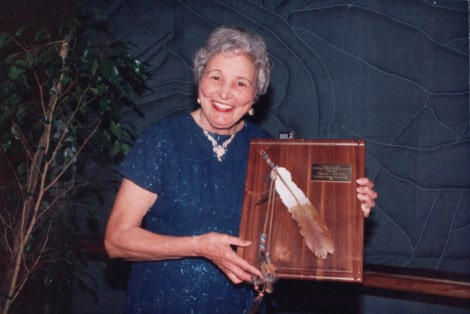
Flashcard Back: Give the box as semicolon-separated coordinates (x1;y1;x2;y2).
104;26;377;313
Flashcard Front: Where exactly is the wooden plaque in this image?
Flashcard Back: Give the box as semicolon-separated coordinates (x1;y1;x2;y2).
238;139;365;282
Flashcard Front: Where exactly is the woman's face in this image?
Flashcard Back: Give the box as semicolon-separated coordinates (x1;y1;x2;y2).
198;52;257;134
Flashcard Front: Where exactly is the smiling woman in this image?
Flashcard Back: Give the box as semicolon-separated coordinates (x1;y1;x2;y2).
103;25;377;313
104;26;275;313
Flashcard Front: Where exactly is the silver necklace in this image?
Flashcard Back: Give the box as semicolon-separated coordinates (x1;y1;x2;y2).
203;129;235;162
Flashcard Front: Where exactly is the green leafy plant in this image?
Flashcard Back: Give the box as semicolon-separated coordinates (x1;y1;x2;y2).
0;4;147;313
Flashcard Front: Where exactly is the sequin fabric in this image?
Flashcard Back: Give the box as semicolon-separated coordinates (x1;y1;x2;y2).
119;113;271;313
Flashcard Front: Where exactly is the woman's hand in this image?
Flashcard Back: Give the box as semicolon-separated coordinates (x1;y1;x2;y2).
195;232;262;284
356;178;377;218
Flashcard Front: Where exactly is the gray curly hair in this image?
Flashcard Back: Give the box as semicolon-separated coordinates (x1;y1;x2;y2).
193;26;272;97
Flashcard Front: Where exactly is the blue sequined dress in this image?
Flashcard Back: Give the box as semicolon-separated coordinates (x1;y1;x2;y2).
119;113;271;313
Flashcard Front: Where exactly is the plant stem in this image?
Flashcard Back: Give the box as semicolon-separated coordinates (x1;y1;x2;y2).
1;38;69;314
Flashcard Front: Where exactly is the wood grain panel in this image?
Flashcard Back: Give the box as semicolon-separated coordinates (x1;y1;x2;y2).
238;139;365;282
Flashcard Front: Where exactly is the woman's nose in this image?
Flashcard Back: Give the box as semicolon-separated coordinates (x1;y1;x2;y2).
219;82;232;99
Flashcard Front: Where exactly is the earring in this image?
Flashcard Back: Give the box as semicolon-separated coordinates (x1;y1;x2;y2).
248;108;254;116
197;98;201;104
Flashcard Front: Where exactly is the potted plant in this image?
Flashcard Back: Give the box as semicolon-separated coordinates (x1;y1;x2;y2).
0;3;147;313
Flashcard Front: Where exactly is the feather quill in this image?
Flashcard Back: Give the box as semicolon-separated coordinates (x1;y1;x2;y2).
273;167;335;259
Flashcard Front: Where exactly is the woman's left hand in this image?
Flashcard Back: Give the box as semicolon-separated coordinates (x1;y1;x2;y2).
356;178;377;218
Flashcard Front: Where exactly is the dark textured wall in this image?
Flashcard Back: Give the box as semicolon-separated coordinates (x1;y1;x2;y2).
74;1;469;313
100;0;469;273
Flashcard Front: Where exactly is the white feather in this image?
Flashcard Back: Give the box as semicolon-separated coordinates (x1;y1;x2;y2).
273;167;335;259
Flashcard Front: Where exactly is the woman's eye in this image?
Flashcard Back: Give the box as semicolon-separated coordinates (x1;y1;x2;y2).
236;81;247;87
211;76;221;81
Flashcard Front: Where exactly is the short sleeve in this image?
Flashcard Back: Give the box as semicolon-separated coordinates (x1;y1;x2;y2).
118;123;166;194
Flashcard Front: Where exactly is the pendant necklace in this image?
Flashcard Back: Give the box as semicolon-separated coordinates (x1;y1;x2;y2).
203;129;235;162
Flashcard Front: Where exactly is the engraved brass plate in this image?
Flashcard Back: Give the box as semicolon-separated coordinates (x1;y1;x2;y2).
311;164;352;182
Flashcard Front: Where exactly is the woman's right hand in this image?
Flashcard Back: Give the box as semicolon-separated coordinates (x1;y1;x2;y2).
105;179;262;284
195;232;263;284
